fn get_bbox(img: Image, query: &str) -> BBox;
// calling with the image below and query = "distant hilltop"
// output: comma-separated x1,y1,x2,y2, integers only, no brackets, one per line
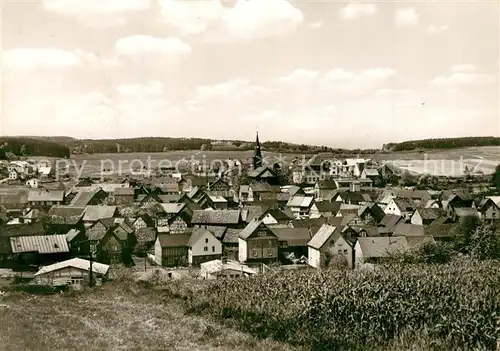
383,136,500,152
1,135,499,158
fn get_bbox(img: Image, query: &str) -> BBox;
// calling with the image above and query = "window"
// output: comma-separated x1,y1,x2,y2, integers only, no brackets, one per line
70,277,84,285
252,250,258,257
229,274,234,278
204,246,208,252
212,246,215,252
343,250,348,255
268,249,273,256
337,250,342,254
205,238,208,243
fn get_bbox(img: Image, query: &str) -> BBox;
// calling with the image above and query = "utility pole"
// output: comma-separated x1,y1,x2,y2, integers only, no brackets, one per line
89,245,93,288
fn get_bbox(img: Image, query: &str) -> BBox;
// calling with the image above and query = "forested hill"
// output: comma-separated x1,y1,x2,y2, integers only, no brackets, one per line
0,137,71,159
384,137,500,151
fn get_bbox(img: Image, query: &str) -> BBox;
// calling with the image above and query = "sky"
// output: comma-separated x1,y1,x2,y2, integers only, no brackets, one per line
1,0,499,148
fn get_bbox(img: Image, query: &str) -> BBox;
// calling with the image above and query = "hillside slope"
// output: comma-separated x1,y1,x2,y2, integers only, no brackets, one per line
0,283,292,351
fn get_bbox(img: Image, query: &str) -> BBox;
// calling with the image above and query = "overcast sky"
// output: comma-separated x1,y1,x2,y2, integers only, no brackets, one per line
2,0,499,148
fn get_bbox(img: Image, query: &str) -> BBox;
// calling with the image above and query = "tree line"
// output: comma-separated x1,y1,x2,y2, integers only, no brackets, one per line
385,136,500,151
0,137,70,159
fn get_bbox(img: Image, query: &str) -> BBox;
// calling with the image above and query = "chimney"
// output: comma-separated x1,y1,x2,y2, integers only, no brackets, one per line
308,226,313,238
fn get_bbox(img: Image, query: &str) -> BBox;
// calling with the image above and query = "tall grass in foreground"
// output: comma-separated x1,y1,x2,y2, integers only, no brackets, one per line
184,259,500,350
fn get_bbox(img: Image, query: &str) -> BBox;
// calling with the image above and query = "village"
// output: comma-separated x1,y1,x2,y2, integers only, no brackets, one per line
0,133,498,288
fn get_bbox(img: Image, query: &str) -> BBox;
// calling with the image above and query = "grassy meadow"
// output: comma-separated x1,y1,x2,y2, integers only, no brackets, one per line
0,282,294,351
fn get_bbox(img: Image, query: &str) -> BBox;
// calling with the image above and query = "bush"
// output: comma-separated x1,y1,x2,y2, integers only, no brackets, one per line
185,260,500,350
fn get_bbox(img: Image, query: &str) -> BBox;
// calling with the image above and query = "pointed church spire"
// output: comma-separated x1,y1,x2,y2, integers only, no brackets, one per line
253,131,263,169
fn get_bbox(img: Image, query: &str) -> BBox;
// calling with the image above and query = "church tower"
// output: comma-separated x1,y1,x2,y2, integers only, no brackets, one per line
252,132,263,169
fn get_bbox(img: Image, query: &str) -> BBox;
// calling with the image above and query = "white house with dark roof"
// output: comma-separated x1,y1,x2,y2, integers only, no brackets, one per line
187,227,222,265
286,195,318,219
307,224,354,268
384,198,416,219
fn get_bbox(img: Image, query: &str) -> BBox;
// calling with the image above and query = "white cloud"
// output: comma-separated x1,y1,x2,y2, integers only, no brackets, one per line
395,8,419,27
363,68,396,79
159,0,303,41
159,0,222,35
309,21,322,29
41,0,149,27
340,3,376,19
117,82,164,96
194,79,270,102
115,35,191,56
4,48,84,70
275,68,319,85
451,64,477,73
324,69,357,80
425,25,450,35
321,67,397,97
431,72,496,86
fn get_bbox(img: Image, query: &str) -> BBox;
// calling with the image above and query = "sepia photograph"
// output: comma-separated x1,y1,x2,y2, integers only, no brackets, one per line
0,0,499,350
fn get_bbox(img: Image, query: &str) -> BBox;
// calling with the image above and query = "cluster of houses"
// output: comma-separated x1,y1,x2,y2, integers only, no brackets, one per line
0,134,496,286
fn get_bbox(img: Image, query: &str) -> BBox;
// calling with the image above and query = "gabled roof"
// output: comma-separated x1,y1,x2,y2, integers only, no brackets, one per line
286,196,314,208
362,168,380,177
48,205,86,225
28,189,64,202
71,188,105,206
250,182,276,193
307,224,338,250
291,217,328,229
241,206,266,223
315,180,337,190
270,227,311,247
66,229,81,242
208,195,228,203
136,227,157,242
336,192,366,204
453,207,479,218
192,210,241,225
187,227,217,247
358,202,385,222
222,228,241,243
157,233,191,248
415,208,445,220
239,219,265,240
393,222,425,237
264,208,294,222
187,186,201,199
158,194,184,203
248,166,277,178
83,206,117,222
391,198,416,211
160,203,186,214
379,214,405,231
357,237,409,258
35,258,109,276
10,234,69,254
316,201,341,214
115,187,134,196
203,226,227,239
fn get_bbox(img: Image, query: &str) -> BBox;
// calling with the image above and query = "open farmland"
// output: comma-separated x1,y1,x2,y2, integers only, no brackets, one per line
42,146,500,178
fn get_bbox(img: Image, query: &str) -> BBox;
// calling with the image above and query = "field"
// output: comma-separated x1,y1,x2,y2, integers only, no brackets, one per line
36,146,500,178
0,282,293,351
184,259,500,350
